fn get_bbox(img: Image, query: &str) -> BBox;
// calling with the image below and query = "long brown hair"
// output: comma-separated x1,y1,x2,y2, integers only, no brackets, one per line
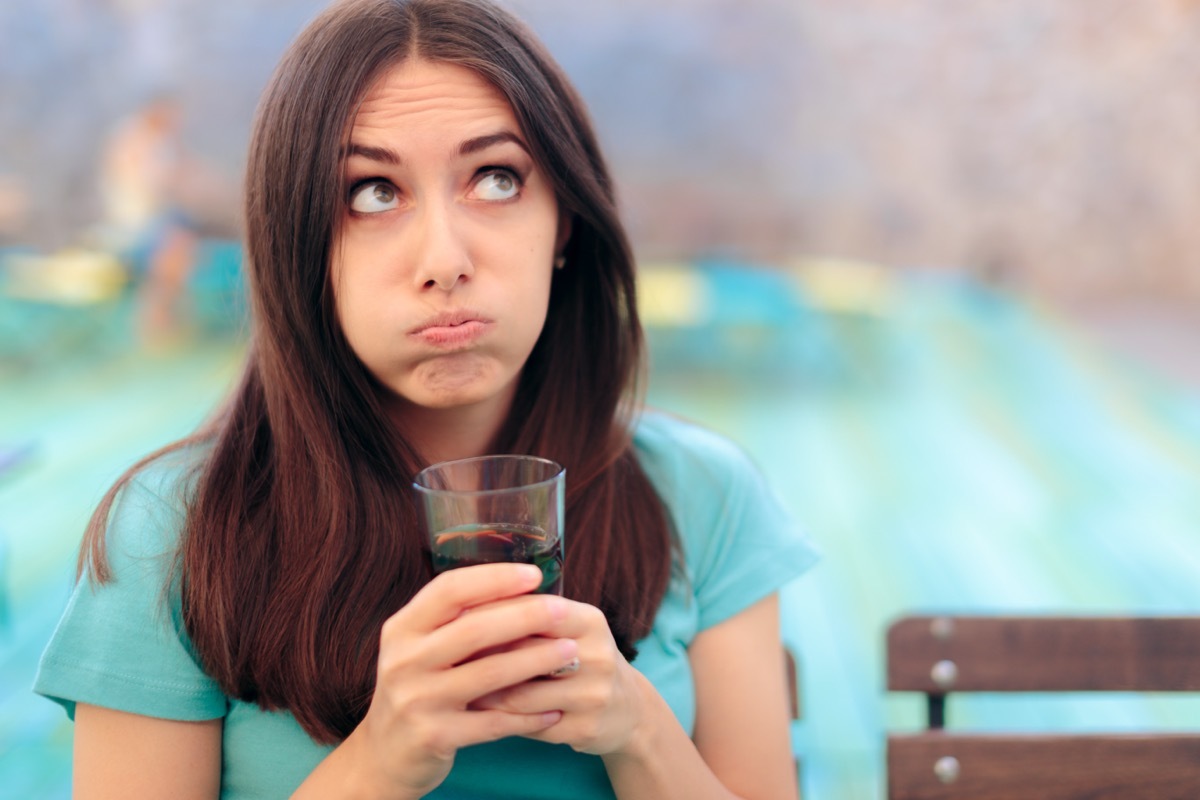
81,0,674,743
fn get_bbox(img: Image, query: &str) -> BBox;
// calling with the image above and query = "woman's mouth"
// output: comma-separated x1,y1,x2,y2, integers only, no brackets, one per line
409,312,492,347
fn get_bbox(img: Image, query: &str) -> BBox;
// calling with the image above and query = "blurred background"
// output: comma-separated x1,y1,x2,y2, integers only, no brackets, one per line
2,0,1199,798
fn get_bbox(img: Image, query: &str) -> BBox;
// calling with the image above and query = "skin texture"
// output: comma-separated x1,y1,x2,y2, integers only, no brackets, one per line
330,59,568,464
72,59,800,800
73,705,221,800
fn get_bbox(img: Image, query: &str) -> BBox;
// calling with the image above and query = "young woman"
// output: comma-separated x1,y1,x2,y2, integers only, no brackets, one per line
36,1,818,797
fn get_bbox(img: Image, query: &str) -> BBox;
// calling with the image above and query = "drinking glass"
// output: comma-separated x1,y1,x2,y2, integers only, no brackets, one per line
413,455,565,595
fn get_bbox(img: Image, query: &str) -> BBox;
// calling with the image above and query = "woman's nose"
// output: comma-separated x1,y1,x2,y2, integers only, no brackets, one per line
410,201,474,291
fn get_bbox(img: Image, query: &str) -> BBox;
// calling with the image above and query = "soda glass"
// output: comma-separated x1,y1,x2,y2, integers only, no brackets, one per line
413,455,565,595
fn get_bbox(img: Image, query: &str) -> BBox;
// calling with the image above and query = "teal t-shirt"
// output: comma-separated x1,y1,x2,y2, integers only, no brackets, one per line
35,411,819,798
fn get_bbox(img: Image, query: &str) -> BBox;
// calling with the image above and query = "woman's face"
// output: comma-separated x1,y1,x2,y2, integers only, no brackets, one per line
331,58,566,425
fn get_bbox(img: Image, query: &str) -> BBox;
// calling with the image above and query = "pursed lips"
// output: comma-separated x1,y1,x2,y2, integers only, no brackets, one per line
409,311,493,348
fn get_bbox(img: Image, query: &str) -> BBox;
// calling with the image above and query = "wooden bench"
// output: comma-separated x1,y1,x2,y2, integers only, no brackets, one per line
885,615,1200,799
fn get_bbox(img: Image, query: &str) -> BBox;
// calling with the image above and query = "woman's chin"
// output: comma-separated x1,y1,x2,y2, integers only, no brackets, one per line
391,366,518,415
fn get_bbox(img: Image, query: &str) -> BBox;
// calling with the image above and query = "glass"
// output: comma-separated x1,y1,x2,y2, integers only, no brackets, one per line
413,455,565,595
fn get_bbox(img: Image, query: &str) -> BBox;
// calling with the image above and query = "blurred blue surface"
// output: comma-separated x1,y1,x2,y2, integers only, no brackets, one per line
2,251,1200,799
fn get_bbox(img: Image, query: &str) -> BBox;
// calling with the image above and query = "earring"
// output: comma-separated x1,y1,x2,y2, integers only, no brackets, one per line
554,255,566,270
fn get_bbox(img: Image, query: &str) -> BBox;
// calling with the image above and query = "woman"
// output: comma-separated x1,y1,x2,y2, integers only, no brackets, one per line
36,0,818,797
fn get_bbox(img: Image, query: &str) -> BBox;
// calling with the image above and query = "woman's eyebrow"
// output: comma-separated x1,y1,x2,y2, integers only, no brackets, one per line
342,142,402,165
341,132,528,165
457,131,529,158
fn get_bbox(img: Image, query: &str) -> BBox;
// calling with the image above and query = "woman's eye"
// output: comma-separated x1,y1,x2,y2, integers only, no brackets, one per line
472,170,520,201
348,181,399,213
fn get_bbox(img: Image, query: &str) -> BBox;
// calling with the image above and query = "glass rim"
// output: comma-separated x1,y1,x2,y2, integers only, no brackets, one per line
412,454,565,497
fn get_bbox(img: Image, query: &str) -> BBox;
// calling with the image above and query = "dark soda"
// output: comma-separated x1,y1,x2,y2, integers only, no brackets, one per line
430,523,563,595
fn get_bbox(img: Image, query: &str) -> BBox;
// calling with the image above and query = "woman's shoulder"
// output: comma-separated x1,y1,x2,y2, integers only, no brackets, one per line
125,440,212,500
631,409,762,497
630,410,818,609
102,440,214,562
118,441,211,510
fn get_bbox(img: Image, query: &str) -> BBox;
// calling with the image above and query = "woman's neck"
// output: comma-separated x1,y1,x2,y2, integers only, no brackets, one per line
389,386,516,466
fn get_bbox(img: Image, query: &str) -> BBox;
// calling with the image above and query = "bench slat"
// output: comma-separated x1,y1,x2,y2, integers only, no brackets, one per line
887,616,1200,692
888,732,1200,800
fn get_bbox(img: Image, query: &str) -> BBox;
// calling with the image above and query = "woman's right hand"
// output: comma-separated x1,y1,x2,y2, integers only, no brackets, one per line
337,562,579,799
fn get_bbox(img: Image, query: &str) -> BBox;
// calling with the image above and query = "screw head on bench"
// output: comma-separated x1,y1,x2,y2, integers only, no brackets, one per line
934,756,960,784
931,659,958,688
930,616,955,640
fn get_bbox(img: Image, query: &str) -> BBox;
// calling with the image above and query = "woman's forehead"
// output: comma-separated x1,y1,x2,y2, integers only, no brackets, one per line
351,58,517,135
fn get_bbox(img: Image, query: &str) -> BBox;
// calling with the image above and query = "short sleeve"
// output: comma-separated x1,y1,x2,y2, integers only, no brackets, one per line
34,459,227,721
686,439,818,630
634,412,820,632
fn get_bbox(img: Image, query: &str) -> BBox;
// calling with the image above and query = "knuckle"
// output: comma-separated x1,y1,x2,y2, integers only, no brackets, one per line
380,683,418,716
581,604,607,626
540,596,564,625
575,719,602,748
582,652,615,682
375,651,402,680
593,650,616,671
377,642,418,678
585,682,614,710
380,613,404,639
411,719,451,757
430,570,468,603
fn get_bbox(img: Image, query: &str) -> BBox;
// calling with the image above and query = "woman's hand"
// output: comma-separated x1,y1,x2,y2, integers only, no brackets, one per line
470,599,650,757
332,563,581,799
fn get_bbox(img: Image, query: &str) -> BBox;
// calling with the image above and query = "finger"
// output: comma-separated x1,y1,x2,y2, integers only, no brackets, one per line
462,631,556,662
519,598,610,642
449,636,579,704
422,595,569,669
548,657,581,678
399,563,544,633
470,676,571,715
449,709,563,750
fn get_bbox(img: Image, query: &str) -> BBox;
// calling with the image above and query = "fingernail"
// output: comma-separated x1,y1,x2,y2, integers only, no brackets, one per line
557,638,578,660
540,710,563,725
518,564,543,584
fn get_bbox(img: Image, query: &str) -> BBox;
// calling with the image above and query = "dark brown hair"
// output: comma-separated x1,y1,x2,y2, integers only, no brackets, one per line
81,0,674,743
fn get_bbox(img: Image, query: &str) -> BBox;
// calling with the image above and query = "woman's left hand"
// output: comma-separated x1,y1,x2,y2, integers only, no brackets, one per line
468,600,648,756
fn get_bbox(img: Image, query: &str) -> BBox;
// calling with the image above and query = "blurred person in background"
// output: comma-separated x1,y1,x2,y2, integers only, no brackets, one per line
0,173,28,245
34,0,817,797
96,93,199,342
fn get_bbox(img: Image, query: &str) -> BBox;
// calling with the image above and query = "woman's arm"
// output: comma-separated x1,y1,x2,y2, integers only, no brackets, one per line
600,593,797,800
476,593,798,799
72,564,575,800
292,563,576,799
74,703,222,800
688,594,799,798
